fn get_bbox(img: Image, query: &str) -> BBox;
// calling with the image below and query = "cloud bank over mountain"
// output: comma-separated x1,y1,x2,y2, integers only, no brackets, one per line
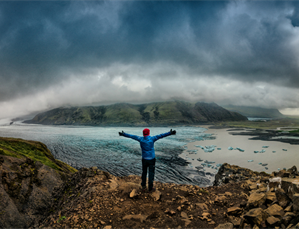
1,1,299,118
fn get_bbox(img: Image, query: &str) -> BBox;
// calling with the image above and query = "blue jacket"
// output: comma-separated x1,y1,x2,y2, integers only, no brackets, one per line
122,131,172,160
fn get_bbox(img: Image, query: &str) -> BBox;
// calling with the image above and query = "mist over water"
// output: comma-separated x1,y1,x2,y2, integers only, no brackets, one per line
0,122,214,186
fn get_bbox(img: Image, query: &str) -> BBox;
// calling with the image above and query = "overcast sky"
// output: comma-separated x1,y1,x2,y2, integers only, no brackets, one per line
1,0,299,119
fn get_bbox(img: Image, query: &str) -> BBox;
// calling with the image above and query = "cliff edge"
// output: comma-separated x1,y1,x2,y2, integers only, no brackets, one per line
0,137,76,228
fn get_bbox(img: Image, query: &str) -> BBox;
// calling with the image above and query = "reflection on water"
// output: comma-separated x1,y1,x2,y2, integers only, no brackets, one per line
0,122,213,186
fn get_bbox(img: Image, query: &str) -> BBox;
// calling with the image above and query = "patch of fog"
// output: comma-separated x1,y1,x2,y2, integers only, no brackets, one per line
0,118,13,126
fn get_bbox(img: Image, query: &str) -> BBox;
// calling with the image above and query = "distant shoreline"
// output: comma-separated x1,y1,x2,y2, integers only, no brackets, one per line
227,128,299,145
181,126,299,174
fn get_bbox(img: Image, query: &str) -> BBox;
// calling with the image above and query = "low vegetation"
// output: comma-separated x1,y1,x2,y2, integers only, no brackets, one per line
0,137,77,173
213,117,299,130
24,101,247,126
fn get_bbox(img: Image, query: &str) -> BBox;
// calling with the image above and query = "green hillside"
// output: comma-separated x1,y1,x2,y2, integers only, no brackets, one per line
223,105,285,118
0,137,77,173
25,101,247,126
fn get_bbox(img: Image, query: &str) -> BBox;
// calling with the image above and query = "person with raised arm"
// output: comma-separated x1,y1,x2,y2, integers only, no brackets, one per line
119,128,176,192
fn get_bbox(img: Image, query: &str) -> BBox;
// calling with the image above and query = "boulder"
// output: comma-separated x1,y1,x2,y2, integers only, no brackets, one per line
287,166,297,175
282,212,296,225
229,216,241,227
281,177,299,199
266,216,280,227
225,192,233,197
123,214,148,223
215,222,234,229
266,192,276,204
292,194,299,212
285,204,293,212
164,208,176,215
276,188,291,208
215,194,226,203
129,189,138,198
181,211,191,226
247,192,266,208
196,203,208,211
243,208,268,226
243,223,251,229
151,190,161,201
277,170,291,178
227,206,242,216
265,204,284,218
103,226,112,229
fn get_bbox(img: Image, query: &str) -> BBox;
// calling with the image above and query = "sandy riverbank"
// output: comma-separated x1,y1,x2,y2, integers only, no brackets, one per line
180,126,299,174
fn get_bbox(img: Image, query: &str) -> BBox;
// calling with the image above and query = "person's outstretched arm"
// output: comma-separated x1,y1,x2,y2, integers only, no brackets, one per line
152,129,176,142
119,131,142,142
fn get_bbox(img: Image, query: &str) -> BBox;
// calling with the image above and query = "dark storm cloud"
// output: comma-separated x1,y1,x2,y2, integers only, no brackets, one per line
1,1,299,109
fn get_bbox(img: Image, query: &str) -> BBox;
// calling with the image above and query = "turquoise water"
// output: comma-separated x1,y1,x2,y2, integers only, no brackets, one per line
0,122,214,186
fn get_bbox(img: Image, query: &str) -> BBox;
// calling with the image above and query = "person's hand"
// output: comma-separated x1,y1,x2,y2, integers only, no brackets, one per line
170,129,176,135
119,131,124,136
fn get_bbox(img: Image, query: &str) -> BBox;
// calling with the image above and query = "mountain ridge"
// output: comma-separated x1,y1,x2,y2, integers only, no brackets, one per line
24,101,247,126
223,105,285,118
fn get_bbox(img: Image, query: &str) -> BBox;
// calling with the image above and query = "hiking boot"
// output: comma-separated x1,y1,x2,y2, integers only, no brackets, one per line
141,186,147,192
148,187,156,193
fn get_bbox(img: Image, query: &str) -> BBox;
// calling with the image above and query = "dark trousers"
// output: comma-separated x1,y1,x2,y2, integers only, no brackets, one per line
141,158,156,190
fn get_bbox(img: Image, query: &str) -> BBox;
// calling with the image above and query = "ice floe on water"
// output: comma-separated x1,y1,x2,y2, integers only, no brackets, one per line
227,146,244,152
194,144,217,153
187,149,198,154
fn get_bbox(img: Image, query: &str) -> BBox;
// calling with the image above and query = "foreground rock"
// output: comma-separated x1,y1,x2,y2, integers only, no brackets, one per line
213,163,299,228
0,156,72,228
37,167,249,228
0,137,76,228
32,163,299,228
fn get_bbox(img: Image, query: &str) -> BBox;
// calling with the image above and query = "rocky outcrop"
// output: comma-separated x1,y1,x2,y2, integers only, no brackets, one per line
36,167,250,228
213,163,299,228
33,163,299,229
0,155,72,228
0,137,76,228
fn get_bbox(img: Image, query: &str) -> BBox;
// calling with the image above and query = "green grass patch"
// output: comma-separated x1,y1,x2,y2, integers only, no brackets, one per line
0,137,77,173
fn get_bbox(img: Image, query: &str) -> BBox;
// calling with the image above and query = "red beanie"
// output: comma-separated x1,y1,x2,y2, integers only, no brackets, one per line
143,128,150,137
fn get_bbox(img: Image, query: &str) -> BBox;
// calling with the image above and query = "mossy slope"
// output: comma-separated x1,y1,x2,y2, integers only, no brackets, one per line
0,137,77,173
